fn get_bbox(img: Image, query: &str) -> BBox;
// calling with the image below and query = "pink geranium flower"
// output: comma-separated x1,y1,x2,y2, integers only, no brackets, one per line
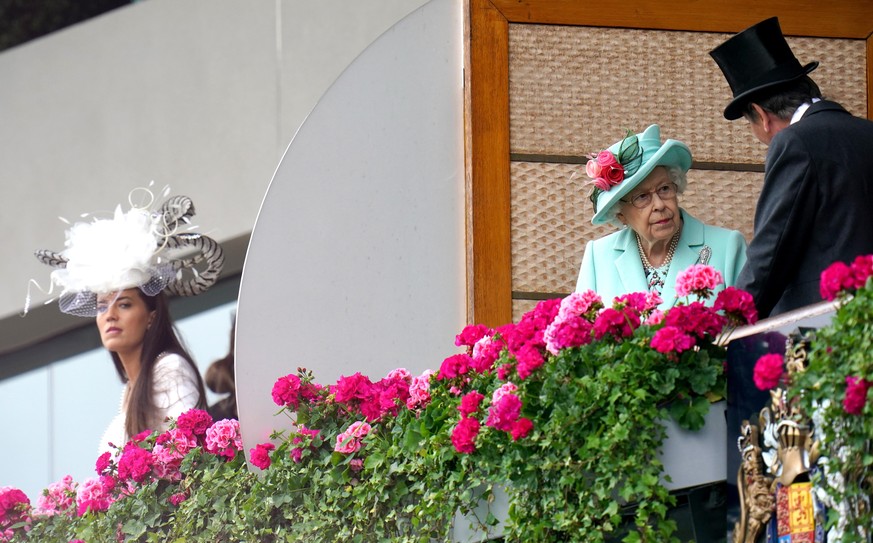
849,254,873,289
675,264,724,299
664,302,726,339
175,409,213,438
502,298,561,353
471,335,503,373
116,442,155,483
644,291,663,312
95,452,113,475
592,307,638,340
544,314,594,355
205,419,244,460
385,368,412,382
650,326,695,355
511,418,534,441
155,428,198,461
334,421,372,454
150,451,183,482
843,376,871,415
557,290,603,321
436,353,472,380
486,393,522,432
168,491,188,507
458,391,485,417
514,343,546,380
753,354,785,391
331,372,390,421
820,261,854,300
614,292,647,313
374,374,411,419
332,373,376,404
249,442,276,470
272,374,303,408
333,433,361,456
455,324,493,348
714,286,758,326
451,417,480,454
152,428,199,482
75,477,114,516
491,382,518,403
644,309,665,326
33,475,76,518
0,486,30,535
406,369,434,410
496,363,514,381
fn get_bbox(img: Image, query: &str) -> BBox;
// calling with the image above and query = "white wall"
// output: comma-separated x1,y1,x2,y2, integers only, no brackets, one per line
0,0,428,324
0,0,432,502
235,0,465,457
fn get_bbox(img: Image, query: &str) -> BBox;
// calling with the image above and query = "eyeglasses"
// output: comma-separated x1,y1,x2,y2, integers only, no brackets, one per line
621,183,677,209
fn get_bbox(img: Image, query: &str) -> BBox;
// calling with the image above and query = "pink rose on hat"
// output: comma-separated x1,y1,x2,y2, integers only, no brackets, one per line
585,150,625,190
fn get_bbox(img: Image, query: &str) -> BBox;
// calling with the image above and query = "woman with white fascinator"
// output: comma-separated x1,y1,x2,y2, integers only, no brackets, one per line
32,186,225,454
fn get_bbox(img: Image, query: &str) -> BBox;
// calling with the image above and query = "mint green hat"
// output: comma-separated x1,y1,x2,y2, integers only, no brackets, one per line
590,124,692,225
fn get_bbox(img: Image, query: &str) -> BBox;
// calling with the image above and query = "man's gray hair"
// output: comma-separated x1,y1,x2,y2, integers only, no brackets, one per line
740,76,822,122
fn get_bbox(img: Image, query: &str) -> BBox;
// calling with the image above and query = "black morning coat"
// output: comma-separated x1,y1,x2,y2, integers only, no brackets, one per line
736,100,873,318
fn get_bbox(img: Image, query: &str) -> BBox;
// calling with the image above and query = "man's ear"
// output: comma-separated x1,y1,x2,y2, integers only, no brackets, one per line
751,103,771,132
751,102,788,137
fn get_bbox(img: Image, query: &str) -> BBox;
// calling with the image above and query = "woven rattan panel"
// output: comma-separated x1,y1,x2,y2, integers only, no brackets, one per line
511,161,762,295
512,299,540,324
508,25,867,163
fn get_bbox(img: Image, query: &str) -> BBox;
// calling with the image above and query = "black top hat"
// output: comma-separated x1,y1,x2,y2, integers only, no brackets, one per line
710,17,818,120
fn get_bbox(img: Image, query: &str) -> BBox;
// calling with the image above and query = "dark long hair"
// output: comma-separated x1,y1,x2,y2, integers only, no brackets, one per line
109,290,207,437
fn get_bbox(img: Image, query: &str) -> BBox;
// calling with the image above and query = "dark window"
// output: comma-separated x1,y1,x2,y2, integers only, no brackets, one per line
0,0,134,53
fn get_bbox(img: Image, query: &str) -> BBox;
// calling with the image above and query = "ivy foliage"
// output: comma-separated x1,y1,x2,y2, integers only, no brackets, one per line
789,278,873,542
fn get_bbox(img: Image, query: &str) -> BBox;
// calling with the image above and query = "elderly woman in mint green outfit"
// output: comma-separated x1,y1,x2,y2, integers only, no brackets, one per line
575,124,747,308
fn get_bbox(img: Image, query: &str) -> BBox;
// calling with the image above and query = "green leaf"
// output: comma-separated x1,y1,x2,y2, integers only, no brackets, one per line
364,452,385,470
669,396,709,431
688,359,718,395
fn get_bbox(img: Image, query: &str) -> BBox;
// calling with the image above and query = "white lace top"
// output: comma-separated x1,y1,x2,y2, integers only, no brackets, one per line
98,353,201,456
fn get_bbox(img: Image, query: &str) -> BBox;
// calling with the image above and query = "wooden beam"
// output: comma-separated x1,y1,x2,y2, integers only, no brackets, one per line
487,0,873,38
466,0,512,327
868,35,873,120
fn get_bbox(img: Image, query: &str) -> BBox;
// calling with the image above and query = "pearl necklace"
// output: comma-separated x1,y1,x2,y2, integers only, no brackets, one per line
636,231,680,292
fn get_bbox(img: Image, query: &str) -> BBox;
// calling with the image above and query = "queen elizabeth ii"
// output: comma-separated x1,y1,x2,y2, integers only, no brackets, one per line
575,124,747,307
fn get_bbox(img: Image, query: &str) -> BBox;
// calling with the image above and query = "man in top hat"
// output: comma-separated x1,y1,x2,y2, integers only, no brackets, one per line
710,17,873,318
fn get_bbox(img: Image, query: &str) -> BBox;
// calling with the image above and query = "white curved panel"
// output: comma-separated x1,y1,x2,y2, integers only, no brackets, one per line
236,0,464,454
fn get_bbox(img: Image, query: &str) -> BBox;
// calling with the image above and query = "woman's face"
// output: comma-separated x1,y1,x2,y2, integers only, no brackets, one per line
616,166,682,246
95,288,154,356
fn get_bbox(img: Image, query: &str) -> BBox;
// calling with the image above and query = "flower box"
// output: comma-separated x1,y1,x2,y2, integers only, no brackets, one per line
660,400,726,490
452,400,727,542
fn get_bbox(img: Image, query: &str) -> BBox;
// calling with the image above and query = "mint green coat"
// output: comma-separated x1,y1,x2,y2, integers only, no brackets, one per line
575,210,747,309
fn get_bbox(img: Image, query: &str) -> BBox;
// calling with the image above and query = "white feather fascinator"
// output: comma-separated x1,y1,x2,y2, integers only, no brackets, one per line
29,186,224,317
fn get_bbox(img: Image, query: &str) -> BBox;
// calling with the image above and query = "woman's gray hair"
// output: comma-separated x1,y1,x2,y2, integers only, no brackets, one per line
603,165,688,227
